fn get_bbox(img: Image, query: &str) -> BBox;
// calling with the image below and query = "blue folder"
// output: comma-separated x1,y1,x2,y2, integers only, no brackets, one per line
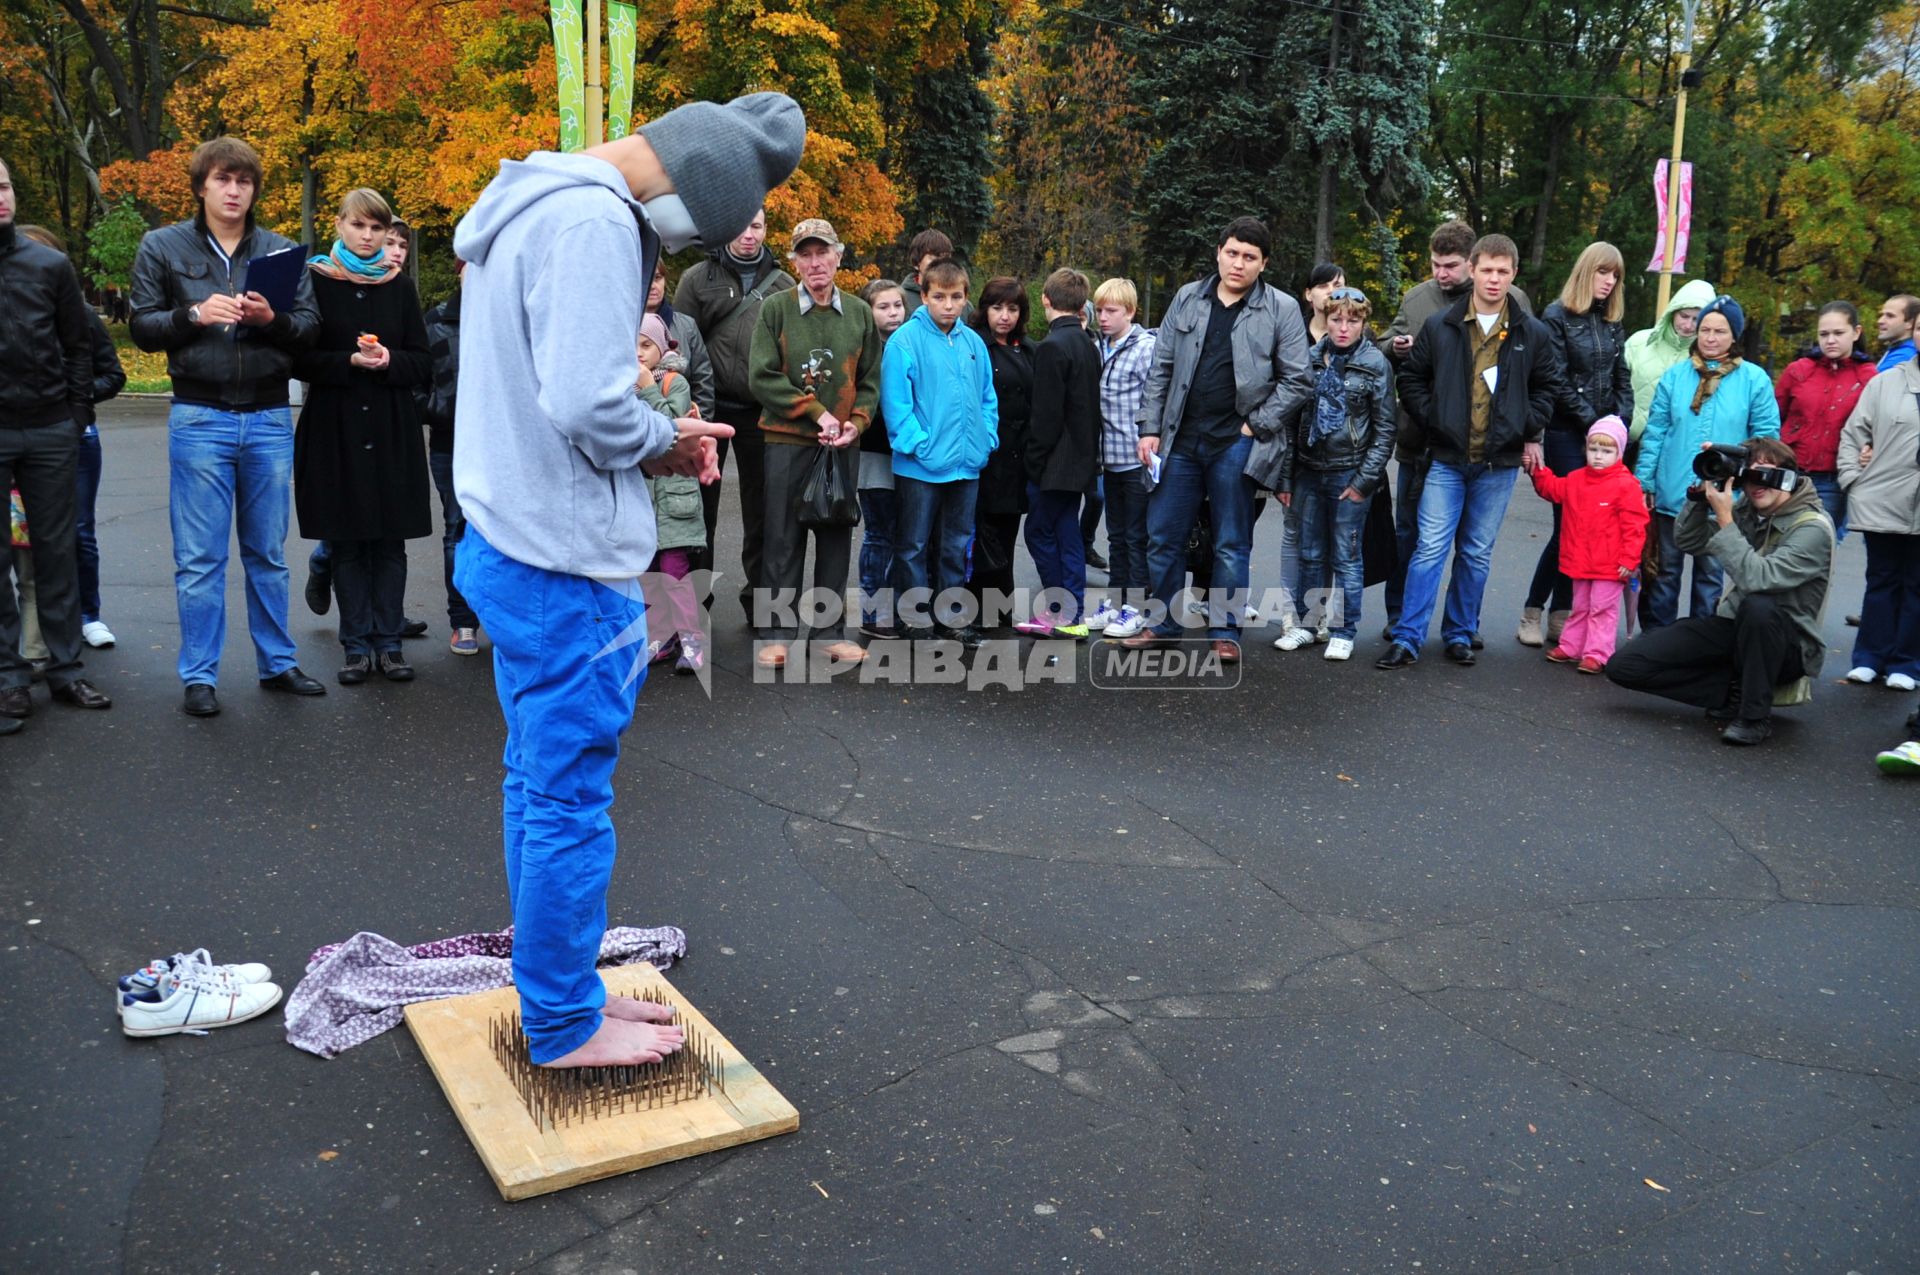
241,245,306,314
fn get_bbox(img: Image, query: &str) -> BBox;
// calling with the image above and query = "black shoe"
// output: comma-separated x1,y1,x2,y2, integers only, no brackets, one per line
1705,702,1739,725
51,679,112,709
1721,718,1772,746
183,683,220,716
1375,643,1417,670
400,619,428,639
377,651,415,682
1470,634,1486,651
1846,614,1861,627
304,565,332,616
338,656,372,686
0,686,29,719
260,667,327,696
0,715,20,736
1381,624,1397,643
1444,642,1476,666
859,620,903,640
939,624,988,649
28,659,48,683
1085,549,1109,572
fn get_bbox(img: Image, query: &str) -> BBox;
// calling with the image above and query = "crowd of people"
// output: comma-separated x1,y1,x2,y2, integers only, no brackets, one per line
3,138,1919,765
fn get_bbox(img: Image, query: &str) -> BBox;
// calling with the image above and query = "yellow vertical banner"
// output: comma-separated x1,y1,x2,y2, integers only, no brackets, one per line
606,1,637,141
550,0,586,151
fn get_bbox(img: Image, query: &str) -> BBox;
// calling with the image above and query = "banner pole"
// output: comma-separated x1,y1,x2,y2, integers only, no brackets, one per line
1655,0,1698,315
586,0,604,147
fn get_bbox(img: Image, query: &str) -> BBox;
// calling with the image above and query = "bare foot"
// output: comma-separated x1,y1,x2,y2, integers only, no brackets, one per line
602,997,676,1024
539,1014,685,1068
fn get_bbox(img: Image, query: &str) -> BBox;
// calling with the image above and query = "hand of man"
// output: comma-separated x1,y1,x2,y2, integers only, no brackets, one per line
238,291,277,327
1701,476,1737,526
193,293,245,327
1137,435,1160,468
1340,486,1367,503
823,420,859,449
1522,441,1544,474
1391,333,1413,355
642,418,734,482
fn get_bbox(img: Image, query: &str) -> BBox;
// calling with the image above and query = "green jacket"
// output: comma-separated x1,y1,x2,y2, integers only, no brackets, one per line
640,363,706,552
1675,475,1835,677
1624,279,1718,439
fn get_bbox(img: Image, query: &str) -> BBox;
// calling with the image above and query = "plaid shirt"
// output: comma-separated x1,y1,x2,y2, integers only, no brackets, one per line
1099,324,1156,470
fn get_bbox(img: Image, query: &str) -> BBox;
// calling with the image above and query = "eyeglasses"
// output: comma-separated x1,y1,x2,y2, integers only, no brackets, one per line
1327,287,1370,304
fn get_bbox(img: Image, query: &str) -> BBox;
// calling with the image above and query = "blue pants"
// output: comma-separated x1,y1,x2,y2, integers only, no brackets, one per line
1808,472,1848,542
893,476,977,629
454,528,646,1063
1390,460,1519,655
1145,434,1256,639
1641,512,1722,630
1294,469,1370,641
1024,484,1086,623
857,487,899,626
1853,531,1920,678
76,426,103,623
167,403,298,686
1384,453,1430,621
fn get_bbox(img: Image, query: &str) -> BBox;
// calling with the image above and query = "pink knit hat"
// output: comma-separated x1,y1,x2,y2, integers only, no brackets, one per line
638,313,672,353
1587,415,1628,453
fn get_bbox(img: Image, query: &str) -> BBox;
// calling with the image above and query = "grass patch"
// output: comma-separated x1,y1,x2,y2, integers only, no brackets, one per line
113,328,170,394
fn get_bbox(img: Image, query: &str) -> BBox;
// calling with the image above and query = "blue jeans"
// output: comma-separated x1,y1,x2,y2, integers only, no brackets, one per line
428,448,478,629
1384,453,1430,621
1294,470,1370,640
454,528,645,1064
167,403,298,686
1145,434,1256,639
1852,531,1920,677
895,476,978,629
1103,467,1151,600
1809,472,1848,542
1390,461,1519,655
76,426,103,623
1024,484,1086,623
857,487,899,626
1641,512,1722,630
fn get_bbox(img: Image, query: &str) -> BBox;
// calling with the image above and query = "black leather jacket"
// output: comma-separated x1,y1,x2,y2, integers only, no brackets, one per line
0,224,96,428
129,217,319,408
414,288,460,452
1541,300,1630,434
1272,335,1398,495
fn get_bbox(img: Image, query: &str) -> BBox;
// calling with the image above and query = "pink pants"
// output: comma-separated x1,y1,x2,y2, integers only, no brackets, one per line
642,548,702,645
1559,578,1626,664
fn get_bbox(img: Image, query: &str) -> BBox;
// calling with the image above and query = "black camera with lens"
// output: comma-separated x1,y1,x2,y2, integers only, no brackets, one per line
1688,442,1797,499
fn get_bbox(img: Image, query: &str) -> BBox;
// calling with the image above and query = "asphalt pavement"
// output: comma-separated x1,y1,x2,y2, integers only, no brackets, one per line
2,398,1915,1274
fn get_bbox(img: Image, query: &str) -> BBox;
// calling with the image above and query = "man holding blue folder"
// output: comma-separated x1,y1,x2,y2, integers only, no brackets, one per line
131,136,328,717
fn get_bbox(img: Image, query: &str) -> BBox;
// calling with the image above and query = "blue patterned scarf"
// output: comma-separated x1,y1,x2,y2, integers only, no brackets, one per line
1308,340,1359,448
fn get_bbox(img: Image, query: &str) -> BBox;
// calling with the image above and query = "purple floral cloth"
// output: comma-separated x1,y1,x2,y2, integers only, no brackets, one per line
285,925,686,1058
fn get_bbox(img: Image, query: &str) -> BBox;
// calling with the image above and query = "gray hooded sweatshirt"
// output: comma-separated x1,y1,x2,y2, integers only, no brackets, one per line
452,153,674,577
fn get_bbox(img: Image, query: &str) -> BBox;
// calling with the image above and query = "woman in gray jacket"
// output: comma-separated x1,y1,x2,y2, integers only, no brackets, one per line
1837,357,1920,690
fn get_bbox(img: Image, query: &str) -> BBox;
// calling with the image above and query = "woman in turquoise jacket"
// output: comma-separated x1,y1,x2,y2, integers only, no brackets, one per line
1633,295,1780,629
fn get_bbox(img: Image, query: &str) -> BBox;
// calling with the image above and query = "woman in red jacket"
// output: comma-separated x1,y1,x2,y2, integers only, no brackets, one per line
1776,300,1876,540
1529,416,1649,673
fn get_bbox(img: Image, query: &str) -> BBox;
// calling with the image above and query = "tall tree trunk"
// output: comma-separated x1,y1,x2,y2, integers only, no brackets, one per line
1528,122,1564,276
54,0,150,158
1312,11,1344,264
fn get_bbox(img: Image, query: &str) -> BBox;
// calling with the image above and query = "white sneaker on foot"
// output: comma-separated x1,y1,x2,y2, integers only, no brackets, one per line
81,620,116,648
1085,600,1121,631
1888,673,1918,692
1323,637,1354,661
121,965,283,1037
1846,666,1879,684
1103,605,1149,638
1272,626,1316,651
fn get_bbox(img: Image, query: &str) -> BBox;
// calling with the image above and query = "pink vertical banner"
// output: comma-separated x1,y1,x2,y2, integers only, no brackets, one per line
1647,159,1693,273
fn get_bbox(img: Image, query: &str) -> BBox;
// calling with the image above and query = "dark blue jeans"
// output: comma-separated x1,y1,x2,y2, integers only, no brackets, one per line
76,425,103,622
1384,453,1430,621
894,475,978,629
1025,484,1087,623
1390,461,1519,655
1294,469,1370,640
1103,467,1151,600
429,448,479,630
857,486,899,626
1853,531,1920,677
1145,433,1256,639
1809,472,1848,542
1641,512,1722,630
332,538,407,657
1524,429,1588,611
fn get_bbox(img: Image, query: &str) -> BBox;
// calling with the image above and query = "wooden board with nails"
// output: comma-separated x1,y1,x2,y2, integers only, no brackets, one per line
404,965,799,1200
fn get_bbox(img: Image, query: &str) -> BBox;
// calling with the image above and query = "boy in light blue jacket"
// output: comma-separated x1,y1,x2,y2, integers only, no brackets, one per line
882,259,998,643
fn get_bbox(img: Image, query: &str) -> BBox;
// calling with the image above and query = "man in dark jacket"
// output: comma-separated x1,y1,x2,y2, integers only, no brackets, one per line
130,136,326,716
0,157,114,719
415,272,480,655
673,207,795,610
1126,216,1313,657
1378,233,1559,670
1018,268,1102,634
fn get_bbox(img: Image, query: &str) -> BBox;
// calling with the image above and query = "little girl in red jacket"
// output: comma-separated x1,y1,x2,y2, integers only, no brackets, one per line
1530,416,1649,672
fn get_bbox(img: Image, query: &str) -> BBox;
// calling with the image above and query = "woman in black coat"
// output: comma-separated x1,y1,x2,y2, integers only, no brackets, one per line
1520,241,1632,648
967,277,1033,626
293,189,432,684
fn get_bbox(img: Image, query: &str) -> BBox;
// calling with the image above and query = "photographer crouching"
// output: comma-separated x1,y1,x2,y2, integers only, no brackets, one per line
1608,437,1835,745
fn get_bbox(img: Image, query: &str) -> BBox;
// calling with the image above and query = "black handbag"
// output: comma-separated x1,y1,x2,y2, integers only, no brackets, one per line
1361,476,1398,587
795,446,861,529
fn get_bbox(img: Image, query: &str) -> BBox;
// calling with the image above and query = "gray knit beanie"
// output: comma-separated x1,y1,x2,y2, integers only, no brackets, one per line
640,93,806,249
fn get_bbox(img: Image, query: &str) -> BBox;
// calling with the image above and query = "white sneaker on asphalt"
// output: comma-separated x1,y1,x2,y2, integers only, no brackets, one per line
1888,673,1918,692
1085,600,1122,632
1846,666,1879,684
81,620,116,648
1323,638,1354,661
118,947,273,1002
1272,626,1316,651
121,965,283,1037
1103,605,1149,638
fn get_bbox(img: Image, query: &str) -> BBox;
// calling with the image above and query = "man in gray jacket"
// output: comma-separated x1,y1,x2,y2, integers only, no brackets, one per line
1608,438,1834,746
451,94,800,1069
1125,217,1312,657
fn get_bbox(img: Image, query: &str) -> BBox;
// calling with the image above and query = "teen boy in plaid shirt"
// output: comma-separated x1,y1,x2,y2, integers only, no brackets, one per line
1087,278,1156,637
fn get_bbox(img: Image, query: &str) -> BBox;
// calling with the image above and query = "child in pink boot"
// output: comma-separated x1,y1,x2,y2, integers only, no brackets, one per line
1530,416,1649,673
